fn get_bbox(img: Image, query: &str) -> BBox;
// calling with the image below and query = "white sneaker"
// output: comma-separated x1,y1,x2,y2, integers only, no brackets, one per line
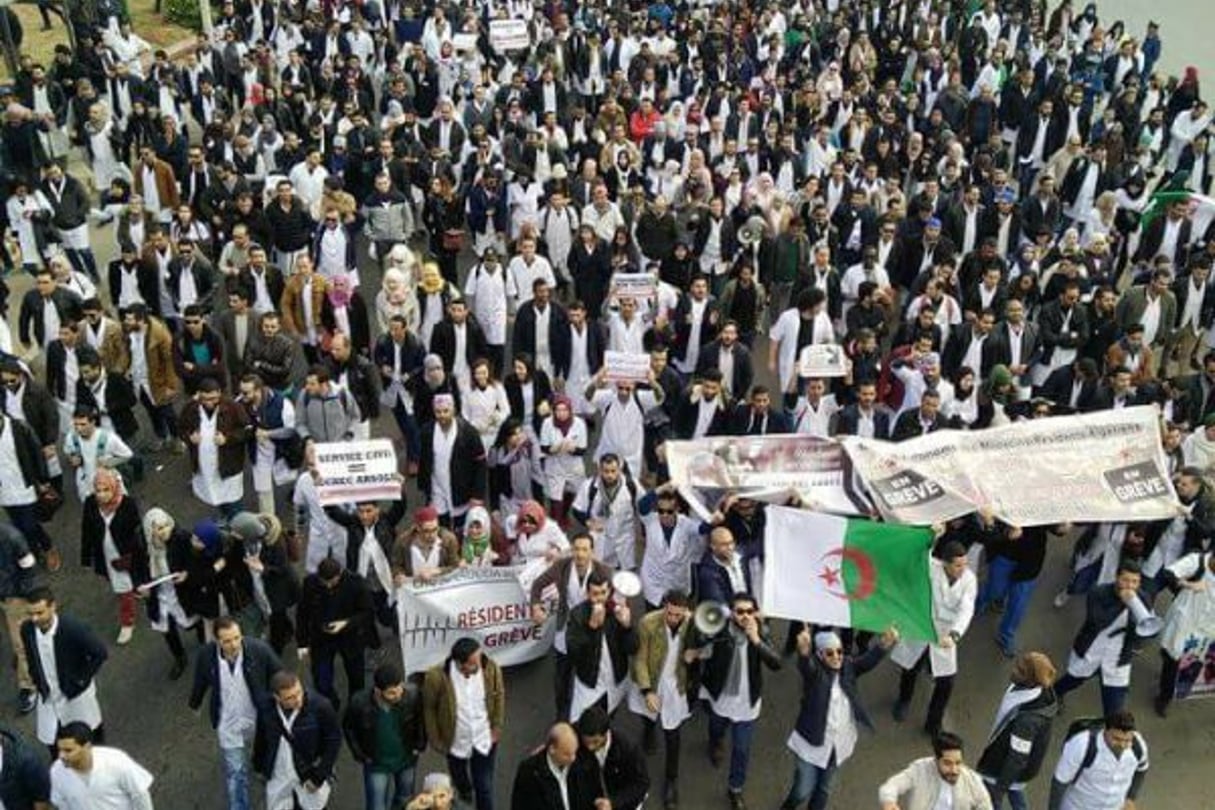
1053,590,1071,608
116,626,134,645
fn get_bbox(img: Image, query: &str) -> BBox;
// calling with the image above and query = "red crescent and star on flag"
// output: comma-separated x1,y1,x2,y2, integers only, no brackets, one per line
818,548,878,600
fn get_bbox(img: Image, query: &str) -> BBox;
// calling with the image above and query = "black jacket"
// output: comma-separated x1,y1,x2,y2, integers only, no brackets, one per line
296,570,378,651
1071,584,1146,666
574,730,650,810
792,644,885,746
976,685,1059,803
514,300,569,363
552,321,606,382
20,612,107,701
566,601,640,688
418,417,488,513
188,638,283,729
324,499,407,572
696,341,754,399
253,689,342,786
0,726,50,809
80,494,148,583
689,621,781,706
18,288,82,347
342,682,426,766
430,318,489,378
323,352,382,423
511,748,601,810
832,404,892,439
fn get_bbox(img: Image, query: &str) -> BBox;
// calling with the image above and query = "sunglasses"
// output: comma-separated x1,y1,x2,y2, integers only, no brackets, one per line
657,508,677,516
734,608,756,616
821,648,844,657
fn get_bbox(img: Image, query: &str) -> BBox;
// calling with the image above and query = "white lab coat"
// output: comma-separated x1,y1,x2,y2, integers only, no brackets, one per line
890,559,977,677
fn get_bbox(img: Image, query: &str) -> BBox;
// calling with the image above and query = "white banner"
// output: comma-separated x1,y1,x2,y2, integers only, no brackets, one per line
843,406,1180,526
396,566,555,674
610,272,656,302
603,351,651,384
798,344,848,378
489,19,531,53
665,435,871,521
314,439,401,506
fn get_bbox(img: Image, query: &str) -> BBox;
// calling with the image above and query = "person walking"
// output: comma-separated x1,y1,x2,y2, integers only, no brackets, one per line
344,661,426,810
297,557,377,711
254,670,342,810
50,722,153,810
0,522,39,714
1047,711,1149,810
878,732,993,810
79,468,147,646
509,722,599,810
188,616,282,810
976,652,1061,810
421,637,505,810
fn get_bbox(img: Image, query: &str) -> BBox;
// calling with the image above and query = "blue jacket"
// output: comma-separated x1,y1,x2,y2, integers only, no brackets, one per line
695,550,753,606
188,638,282,730
792,644,886,746
0,726,50,809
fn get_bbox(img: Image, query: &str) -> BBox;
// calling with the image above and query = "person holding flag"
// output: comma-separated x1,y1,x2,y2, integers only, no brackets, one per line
777,624,899,810
890,540,978,738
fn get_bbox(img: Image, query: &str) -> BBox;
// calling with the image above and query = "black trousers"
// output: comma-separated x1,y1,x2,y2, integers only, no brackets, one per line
644,717,682,782
897,649,955,735
1158,649,1180,704
554,651,573,720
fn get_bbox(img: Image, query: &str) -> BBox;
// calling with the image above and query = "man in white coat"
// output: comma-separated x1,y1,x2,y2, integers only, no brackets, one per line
584,368,665,480
890,541,977,738
636,484,704,610
768,289,834,409
51,722,154,810
462,248,508,372
571,455,644,571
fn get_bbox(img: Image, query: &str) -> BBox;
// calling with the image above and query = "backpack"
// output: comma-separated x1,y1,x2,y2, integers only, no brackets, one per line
1063,718,1146,785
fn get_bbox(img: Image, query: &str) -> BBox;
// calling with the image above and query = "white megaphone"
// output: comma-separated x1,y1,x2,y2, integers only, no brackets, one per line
1128,594,1163,637
611,571,641,605
693,601,729,637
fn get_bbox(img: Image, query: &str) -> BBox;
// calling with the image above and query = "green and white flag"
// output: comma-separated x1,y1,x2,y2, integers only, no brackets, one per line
763,507,937,642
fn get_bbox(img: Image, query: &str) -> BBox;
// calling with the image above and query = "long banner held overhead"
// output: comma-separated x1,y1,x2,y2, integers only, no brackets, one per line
667,407,1179,527
396,566,555,674
665,435,872,521
842,405,1179,526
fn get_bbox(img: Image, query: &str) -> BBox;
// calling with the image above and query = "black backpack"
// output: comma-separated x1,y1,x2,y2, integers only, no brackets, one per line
1063,718,1146,784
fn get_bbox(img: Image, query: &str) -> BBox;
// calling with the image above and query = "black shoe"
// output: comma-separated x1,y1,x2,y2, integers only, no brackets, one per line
1154,696,1170,718
892,700,909,722
727,789,747,810
17,689,36,714
169,655,187,681
663,779,678,808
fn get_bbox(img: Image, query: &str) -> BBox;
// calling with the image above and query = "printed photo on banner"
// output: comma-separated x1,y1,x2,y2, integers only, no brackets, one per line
609,272,656,303
489,19,531,53
396,566,554,674
1173,632,1215,700
602,351,652,384
313,439,402,506
798,344,849,378
665,435,871,521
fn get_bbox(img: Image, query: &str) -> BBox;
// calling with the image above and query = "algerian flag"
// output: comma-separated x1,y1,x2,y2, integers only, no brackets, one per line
1140,171,1215,229
762,507,937,642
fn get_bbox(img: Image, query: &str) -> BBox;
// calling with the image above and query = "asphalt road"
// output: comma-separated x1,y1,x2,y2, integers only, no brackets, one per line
1,9,1214,802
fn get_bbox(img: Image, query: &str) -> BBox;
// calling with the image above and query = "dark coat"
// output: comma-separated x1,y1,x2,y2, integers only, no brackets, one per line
727,404,793,436
296,570,378,651
513,301,569,364
18,288,81,347
253,689,342,786
891,409,947,441
80,495,148,583
976,685,1059,802
0,725,51,809
1071,584,1146,666
430,318,489,378
323,352,382,423
173,326,228,394
552,321,606,382
673,394,731,440
505,371,554,434
188,638,283,729
574,730,650,810
565,600,640,689
689,620,781,706
697,341,754,399
1037,300,1090,364
418,417,487,513
511,748,601,810
342,682,426,767
792,645,885,746
694,551,754,607
178,400,251,480
832,404,892,439
324,499,407,573
20,612,108,701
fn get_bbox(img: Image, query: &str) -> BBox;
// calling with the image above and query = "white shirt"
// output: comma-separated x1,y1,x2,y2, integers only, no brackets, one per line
547,754,572,810
449,661,493,758
1053,731,1148,810
786,671,859,767
217,650,258,749
430,422,458,515
1140,293,1163,346
701,632,760,722
50,747,154,810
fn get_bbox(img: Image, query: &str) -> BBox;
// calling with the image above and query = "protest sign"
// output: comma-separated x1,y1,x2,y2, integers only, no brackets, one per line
603,351,651,384
313,439,401,506
610,272,656,302
798,344,849,377
665,435,871,521
396,566,555,674
843,406,1179,526
489,19,530,53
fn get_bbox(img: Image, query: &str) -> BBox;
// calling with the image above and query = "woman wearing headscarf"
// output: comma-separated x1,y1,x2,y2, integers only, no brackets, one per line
463,358,511,453
461,504,501,567
506,499,570,564
489,418,533,518
138,508,201,679
414,261,461,348
228,511,300,654
376,257,420,334
80,468,147,645
539,394,588,527
320,273,372,354
976,652,1060,809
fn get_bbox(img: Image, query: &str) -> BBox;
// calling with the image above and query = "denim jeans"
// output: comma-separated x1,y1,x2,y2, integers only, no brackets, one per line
5,502,52,554
448,746,495,810
220,745,251,810
984,779,1030,810
783,752,837,810
976,556,1038,650
708,712,756,793
364,764,415,810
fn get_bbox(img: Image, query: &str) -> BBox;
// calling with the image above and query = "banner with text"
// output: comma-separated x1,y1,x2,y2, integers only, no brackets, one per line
603,351,652,384
798,344,849,378
842,406,1179,526
489,19,531,52
396,566,555,674
610,273,657,302
314,439,401,506
665,435,872,521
